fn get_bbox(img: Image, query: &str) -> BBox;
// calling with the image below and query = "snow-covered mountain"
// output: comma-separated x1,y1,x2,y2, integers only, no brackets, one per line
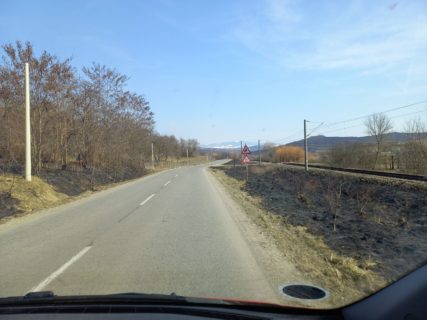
200,141,258,150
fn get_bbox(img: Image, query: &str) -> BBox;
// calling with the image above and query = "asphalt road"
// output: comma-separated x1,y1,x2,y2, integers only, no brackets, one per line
0,161,281,303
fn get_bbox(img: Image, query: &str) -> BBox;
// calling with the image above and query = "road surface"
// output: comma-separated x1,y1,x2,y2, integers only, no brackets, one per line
0,161,284,303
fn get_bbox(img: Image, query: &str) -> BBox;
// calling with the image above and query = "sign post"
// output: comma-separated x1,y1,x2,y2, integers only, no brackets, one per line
241,144,252,181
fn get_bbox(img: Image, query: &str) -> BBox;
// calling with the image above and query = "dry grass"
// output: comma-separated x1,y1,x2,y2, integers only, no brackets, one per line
210,167,386,307
0,175,67,221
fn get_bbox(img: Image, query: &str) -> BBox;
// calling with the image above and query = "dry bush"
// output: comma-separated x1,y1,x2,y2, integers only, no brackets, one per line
274,146,304,163
354,188,375,216
324,181,345,232
322,142,376,169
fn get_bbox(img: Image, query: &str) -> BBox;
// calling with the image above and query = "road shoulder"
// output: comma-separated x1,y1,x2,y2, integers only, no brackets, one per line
205,167,308,307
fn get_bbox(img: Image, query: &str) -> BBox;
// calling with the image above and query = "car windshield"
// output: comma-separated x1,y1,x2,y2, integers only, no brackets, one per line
1,0,426,310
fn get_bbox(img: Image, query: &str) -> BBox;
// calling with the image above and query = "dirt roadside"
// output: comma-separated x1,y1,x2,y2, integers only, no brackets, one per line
205,168,310,308
210,164,427,308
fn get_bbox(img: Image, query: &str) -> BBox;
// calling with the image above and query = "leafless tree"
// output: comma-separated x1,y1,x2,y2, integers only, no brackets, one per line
179,138,199,158
0,41,199,183
322,142,376,169
325,181,345,232
0,41,75,173
364,113,393,169
400,118,427,174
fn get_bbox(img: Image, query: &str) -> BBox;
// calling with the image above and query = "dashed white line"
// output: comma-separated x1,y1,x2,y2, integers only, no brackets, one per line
29,246,92,293
164,180,171,187
174,174,179,178
140,194,156,206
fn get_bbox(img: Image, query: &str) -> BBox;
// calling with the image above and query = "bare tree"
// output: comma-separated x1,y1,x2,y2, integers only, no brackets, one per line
0,41,198,183
322,142,375,169
364,113,393,169
325,181,345,232
401,118,427,174
178,138,199,158
404,118,426,142
0,41,75,173
262,143,276,162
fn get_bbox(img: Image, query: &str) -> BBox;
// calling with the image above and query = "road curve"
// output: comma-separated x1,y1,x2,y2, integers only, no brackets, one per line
0,161,280,303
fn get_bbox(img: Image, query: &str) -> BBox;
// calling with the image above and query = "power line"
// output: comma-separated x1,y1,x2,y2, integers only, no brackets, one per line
271,128,302,144
316,123,366,135
315,108,427,136
389,108,427,121
307,122,325,137
268,99,427,146
319,99,427,130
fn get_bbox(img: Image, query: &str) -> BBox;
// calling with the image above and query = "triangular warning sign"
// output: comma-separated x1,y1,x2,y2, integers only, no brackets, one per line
242,144,251,154
242,154,251,164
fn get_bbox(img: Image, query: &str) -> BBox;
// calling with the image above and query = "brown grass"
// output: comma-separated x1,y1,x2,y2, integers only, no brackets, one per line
0,174,66,221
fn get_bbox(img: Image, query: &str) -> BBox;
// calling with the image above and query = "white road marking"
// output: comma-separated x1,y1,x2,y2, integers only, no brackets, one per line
174,174,178,178
140,194,155,206
29,246,92,293
164,180,171,187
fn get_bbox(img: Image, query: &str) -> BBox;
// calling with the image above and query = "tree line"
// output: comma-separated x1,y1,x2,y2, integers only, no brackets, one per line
322,114,427,174
0,41,198,179
253,113,427,174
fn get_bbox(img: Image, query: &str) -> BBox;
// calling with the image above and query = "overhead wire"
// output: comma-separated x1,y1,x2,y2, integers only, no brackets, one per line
318,99,427,130
271,128,302,144
307,122,325,137
314,107,427,136
265,99,427,146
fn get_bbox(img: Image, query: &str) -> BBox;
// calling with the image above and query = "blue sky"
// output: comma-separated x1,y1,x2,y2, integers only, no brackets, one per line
1,0,427,144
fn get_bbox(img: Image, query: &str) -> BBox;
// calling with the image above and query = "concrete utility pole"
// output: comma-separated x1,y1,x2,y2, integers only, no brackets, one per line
304,119,308,172
151,142,155,168
186,148,189,166
258,139,261,165
25,63,32,182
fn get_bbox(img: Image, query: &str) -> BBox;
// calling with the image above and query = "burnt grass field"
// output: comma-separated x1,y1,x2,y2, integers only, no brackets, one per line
215,164,427,282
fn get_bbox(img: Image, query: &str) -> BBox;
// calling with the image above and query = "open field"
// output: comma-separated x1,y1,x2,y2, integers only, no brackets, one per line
210,163,427,306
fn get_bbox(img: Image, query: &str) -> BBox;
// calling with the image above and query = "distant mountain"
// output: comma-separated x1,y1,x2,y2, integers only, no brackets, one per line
200,141,258,150
200,132,426,154
286,132,425,153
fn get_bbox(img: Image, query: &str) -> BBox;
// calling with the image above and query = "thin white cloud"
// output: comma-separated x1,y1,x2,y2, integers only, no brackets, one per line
231,1,427,74
296,18,427,71
264,0,301,24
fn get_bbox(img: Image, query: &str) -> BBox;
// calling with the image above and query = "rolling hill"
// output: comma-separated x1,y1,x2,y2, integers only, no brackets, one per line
286,132,425,153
